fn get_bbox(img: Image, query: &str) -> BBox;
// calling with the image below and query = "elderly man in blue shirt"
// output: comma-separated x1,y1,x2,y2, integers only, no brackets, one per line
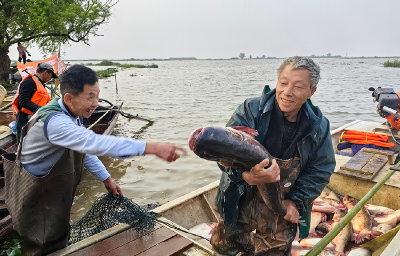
5,65,185,256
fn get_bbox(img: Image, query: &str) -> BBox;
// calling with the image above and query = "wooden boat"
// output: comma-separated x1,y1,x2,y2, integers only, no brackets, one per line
51,119,400,256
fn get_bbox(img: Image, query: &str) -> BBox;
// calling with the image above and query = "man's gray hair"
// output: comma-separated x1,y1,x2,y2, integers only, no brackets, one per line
277,56,320,89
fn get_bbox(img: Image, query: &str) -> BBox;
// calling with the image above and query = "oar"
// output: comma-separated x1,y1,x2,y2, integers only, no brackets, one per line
305,162,400,256
97,107,152,123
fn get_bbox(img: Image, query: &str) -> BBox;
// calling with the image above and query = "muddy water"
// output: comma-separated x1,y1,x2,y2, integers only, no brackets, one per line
70,58,400,222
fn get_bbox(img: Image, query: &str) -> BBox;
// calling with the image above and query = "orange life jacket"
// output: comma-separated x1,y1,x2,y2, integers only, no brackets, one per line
339,130,395,148
12,75,51,115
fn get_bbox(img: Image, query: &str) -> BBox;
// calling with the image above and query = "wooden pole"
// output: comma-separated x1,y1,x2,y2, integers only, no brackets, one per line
305,161,400,256
52,43,62,99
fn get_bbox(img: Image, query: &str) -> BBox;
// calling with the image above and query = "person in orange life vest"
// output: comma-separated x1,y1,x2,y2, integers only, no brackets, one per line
13,62,57,143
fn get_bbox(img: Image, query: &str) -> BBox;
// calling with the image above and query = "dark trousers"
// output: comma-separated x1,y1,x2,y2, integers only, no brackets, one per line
18,54,27,64
211,186,296,256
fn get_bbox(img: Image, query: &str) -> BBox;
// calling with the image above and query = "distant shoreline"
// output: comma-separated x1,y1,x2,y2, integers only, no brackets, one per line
64,56,400,62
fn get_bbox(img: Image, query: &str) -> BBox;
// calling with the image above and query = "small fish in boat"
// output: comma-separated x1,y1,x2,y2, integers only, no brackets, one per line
373,224,393,234
312,197,346,213
346,248,372,256
365,204,394,215
188,126,286,216
309,211,327,234
291,249,335,256
319,250,337,256
188,222,217,240
319,187,341,201
343,196,381,244
330,212,353,256
374,214,398,228
315,221,332,234
292,237,335,250
392,209,400,222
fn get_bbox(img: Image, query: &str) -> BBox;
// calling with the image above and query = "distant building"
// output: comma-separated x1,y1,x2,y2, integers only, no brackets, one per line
231,57,239,59
169,57,197,60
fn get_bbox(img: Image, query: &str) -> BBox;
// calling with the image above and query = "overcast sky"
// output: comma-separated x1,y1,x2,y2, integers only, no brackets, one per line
9,0,400,60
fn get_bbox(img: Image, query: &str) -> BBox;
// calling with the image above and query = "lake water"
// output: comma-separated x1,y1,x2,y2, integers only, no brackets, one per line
70,58,400,222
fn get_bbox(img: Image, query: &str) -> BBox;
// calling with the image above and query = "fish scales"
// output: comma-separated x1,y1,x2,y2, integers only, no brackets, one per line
331,212,353,256
188,126,287,216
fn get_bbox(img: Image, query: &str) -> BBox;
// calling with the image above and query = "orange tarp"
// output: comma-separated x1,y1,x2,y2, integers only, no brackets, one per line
339,130,395,148
17,54,66,79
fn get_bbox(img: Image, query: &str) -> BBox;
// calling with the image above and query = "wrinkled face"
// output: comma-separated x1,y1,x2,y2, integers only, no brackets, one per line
275,66,316,122
69,83,100,118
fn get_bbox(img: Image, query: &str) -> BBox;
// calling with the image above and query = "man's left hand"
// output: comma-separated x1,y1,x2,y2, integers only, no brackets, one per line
282,199,299,223
103,176,123,197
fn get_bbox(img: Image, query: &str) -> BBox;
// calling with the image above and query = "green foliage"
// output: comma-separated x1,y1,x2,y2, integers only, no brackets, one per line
97,60,120,66
383,60,400,68
96,68,118,78
0,238,22,256
0,0,116,52
126,64,158,68
1,83,15,91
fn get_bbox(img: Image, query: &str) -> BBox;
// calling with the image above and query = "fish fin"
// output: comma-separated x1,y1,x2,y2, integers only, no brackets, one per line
371,230,383,238
231,126,259,138
354,229,372,244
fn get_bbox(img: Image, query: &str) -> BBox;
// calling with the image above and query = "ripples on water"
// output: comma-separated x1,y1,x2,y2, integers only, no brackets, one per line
70,58,400,222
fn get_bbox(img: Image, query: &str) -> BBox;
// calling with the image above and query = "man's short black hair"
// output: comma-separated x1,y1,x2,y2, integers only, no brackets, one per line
60,65,98,97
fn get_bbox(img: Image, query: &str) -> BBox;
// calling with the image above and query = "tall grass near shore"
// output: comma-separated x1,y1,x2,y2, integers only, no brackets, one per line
95,60,158,69
383,60,400,67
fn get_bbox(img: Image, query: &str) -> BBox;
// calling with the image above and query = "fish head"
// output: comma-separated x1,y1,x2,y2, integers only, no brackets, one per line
332,211,346,221
342,196,357,207
188,127,204,151
188,126,234,162
316,222,332,234
330,199,347,211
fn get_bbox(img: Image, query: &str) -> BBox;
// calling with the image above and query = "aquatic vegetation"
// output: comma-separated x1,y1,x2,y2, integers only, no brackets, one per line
121,63,158,68
96,68,119,78
97,60,117,66
383,60,400,68
95,60,158,68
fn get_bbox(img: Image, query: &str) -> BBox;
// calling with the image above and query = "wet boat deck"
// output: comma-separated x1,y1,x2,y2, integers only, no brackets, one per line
67,223,193,256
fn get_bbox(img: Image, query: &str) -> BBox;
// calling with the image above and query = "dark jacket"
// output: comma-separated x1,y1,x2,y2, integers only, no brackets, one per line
215,85,336,239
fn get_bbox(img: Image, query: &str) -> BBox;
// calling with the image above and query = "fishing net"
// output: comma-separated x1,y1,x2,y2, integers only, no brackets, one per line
69,193,158,244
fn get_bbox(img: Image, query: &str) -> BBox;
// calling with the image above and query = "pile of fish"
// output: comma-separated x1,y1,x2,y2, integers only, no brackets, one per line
292,187,400,256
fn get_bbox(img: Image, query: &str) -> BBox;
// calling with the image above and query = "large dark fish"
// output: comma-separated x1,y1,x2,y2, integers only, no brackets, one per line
188,125,287,216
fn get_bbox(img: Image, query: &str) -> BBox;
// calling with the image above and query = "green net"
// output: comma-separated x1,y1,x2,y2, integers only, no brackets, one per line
69,193,158,244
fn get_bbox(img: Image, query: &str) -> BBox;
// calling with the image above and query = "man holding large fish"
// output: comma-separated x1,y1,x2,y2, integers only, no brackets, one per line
189,56,336,255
